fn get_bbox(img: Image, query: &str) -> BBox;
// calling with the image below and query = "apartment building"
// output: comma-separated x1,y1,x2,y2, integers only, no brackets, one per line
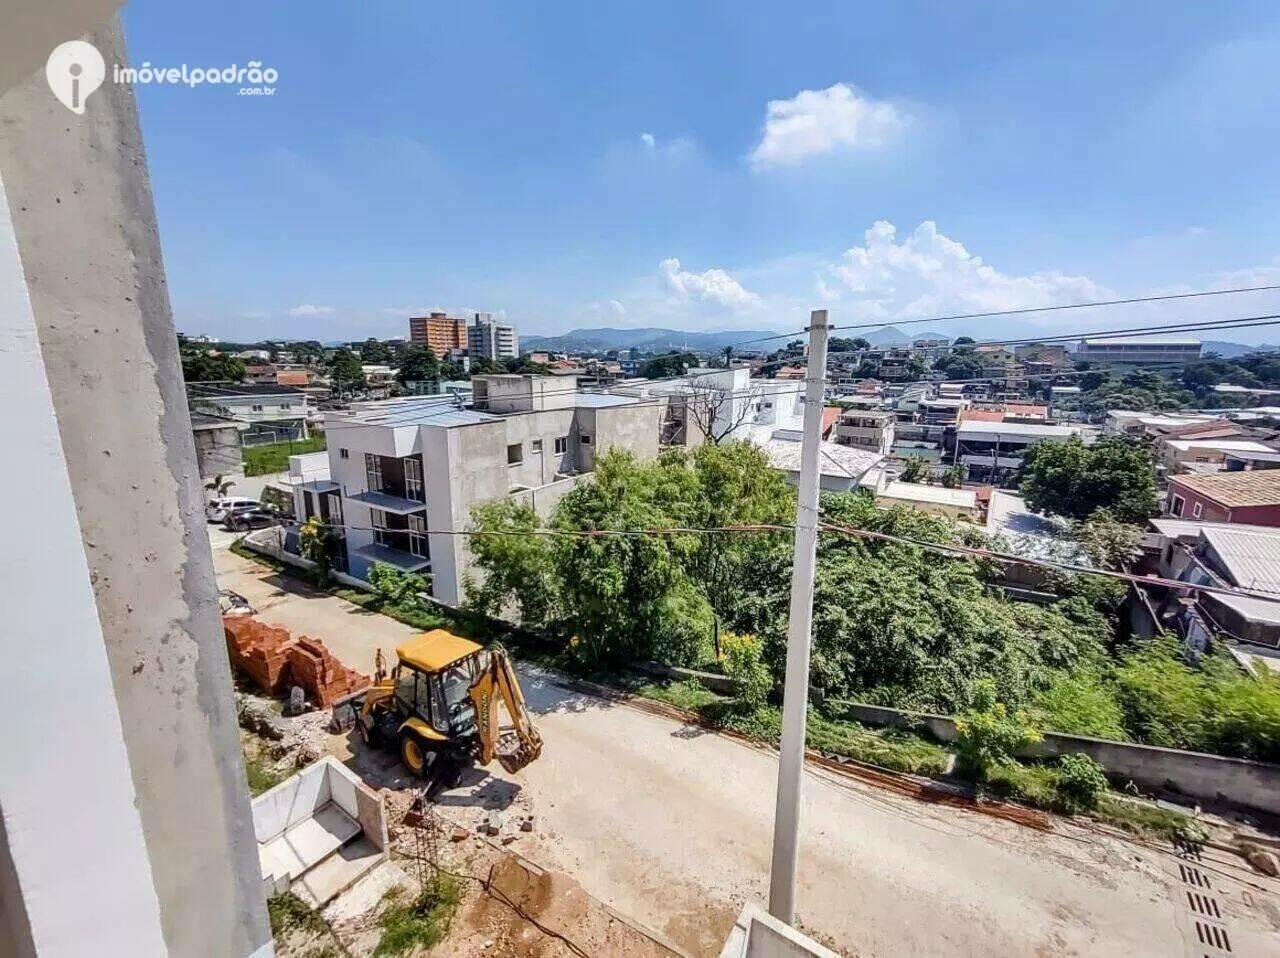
833,408,895,454
318,375,659,604
409,311,468,355
468,311,519,361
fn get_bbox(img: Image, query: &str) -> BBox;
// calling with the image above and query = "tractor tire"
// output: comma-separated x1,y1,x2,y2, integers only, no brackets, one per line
357,718,376,747
399,732,435,779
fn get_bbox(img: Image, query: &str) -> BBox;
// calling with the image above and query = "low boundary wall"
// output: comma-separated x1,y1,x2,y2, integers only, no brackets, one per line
830,700,1280,816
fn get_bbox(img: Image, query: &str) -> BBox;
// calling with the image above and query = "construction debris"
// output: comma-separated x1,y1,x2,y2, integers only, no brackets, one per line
223,615,368,708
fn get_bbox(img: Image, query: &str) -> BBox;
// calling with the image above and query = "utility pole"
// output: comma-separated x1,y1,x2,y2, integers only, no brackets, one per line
768,308,830,923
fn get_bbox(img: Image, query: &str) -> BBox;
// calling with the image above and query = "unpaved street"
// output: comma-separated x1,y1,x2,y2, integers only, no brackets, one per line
214,534,1275,957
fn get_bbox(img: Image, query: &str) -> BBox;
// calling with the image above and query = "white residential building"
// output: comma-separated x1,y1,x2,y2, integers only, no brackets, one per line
468,311,519,361
187,382,310,444
311,376,659,604
955,419,1084,484
833,408,895,454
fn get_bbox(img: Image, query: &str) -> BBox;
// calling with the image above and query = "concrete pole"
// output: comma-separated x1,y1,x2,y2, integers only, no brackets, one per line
768,309,830,923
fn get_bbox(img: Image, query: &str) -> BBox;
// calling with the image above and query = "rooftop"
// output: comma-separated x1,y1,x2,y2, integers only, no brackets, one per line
956,420,1081,439
1201,527,1280,593
880,481,978,509
1150,517,1280,540
1168,469,1280,507
188,382,307,398
1164,439,1276,453
1080,336,1202,347
760,435,882,481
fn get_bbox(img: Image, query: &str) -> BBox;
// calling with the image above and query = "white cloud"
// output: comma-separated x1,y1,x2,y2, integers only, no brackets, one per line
608,299,627,315
660,257,762,310
287,303,336,317
820,221,1107,320
238,309,269,320
640,132,656,149
749,83,905,170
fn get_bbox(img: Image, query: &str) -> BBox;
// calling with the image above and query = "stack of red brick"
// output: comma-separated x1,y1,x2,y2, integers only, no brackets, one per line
223,616,369,707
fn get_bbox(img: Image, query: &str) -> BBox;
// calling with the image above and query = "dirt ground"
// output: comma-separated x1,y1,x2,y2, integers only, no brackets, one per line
220,535,1280,958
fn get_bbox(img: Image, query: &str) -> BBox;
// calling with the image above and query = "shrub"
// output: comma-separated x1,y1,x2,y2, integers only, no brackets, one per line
954,680,1042,781
720,632,770,709
1032,671,1126,740
1053,753,1108,813
375,875,461,956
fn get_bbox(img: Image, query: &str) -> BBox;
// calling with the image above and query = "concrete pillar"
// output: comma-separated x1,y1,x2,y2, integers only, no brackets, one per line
0,15,271,958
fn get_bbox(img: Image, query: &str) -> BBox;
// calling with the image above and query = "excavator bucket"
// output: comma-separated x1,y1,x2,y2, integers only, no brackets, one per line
495,728,543,774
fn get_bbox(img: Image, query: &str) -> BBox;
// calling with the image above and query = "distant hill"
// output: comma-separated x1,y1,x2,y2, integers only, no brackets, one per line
861,326,951,346
521,327,782,354
1202,340,1264,359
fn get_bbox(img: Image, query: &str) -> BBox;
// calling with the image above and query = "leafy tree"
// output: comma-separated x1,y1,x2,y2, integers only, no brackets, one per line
396,345,440,386
503,356,552,375
899,457,930,484
828,337,870,353
1074,509,1143,569
463,500,560,628
360,338,393,363
1031,670,1126,739
470,357,504,375
440,360,467,381
639,351,697,379
1019,437,1157,523
954,679,1042,781
953,336,975,346
182,350,245,383
327,348,366,396
940,463,965,488
933,350,984,379
721,632,771,709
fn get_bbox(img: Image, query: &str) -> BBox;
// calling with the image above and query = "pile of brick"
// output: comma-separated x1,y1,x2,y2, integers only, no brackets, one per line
223,616,368,707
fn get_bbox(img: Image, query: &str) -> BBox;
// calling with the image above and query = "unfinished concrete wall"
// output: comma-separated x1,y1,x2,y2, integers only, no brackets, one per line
0,17,270,957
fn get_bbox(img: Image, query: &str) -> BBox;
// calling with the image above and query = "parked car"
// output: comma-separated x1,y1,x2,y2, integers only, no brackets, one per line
205,496,260,523
222,507,280,532
218,590,256,616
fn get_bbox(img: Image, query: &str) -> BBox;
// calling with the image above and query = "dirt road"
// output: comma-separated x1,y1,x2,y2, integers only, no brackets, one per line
214,534,1273,957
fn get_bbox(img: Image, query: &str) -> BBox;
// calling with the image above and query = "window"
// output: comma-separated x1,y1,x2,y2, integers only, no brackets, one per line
365,453,384,492
531,439,543,454
251,404,263,412
580,434,592,446
280,402,292,410
555,436,568,455
339,448,349,459
1171,494,1186,517
326,493,343,525
370,508,388,545
1192,502,1203,519
404,457,424,501
507,442,523,465
408,513,427,558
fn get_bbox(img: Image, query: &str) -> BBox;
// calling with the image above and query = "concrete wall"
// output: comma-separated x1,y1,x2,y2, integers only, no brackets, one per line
0,18,271,956
193,424,245,479
832,700,1280,815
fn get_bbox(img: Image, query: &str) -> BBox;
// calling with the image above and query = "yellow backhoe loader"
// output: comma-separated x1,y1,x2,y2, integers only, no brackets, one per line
355,630,542,786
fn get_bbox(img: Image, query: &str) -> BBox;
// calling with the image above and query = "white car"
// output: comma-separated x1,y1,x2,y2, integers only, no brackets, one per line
205,496,260,523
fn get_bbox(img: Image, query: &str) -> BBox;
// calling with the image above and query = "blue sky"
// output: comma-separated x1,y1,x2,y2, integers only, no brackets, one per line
122,1,1280,343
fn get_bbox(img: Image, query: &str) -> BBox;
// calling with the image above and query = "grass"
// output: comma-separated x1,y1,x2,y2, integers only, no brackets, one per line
244,436,327,477
374,876,461,956
1095,794,1207,844
630,679,951,776
268,891,328,937
244,750,287,796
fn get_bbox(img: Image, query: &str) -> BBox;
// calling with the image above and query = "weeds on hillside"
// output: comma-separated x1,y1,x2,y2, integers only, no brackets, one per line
374,876,462,956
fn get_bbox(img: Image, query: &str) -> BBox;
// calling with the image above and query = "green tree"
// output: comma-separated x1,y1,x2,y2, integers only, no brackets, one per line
463,500,560,628
360,338,393,363
954,679,1042,781
396,345,441,386
940,462,965,488
471,357,504,375
328,348,367,397
182,350,246,383
1074,509,1143,569
1019,436,1157,522
720,632,771,709
638,351,697,379
503,355,552,374
899,457,931,483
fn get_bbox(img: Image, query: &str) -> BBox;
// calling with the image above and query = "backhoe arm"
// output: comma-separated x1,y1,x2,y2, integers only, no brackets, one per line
469,649,543,773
